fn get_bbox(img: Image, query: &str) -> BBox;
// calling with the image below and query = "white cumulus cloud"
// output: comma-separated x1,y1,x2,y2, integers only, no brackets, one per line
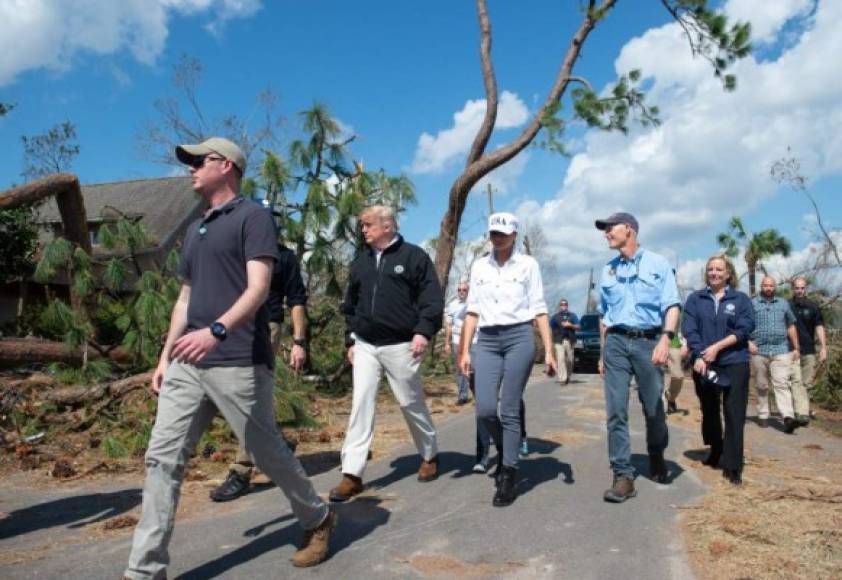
410,90,529,174
0,0,262,86
520,0,842,290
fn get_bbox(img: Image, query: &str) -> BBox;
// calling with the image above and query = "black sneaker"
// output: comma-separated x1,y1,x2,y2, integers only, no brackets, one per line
757,418,769,428
210,471,251,502
723,468,742,485
796,414,810,427
667,400,678,414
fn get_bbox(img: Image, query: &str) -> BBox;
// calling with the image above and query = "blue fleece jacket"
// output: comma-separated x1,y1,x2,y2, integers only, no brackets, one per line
682,287,755,366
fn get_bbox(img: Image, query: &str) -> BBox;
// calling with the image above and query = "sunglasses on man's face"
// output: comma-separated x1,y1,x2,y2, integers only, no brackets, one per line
189,155,227,169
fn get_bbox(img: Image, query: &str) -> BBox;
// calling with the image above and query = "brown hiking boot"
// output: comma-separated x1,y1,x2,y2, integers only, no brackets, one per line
417,456,438,482
291,509,337,567
328,474,363,502
603,474,637,503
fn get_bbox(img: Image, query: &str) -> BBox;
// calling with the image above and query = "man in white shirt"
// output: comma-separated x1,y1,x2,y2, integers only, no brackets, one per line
444,281,471,404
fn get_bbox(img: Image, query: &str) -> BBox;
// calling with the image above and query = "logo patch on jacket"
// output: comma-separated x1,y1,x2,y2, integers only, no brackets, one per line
725,303,736,314
394,265,405,274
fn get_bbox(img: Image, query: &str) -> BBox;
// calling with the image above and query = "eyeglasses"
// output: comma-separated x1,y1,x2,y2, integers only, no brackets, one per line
189,155,227,169
457,288,468,293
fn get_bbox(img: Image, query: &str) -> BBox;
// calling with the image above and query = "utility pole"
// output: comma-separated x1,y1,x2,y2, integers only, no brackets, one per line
586,267,597,313
486,182,494,215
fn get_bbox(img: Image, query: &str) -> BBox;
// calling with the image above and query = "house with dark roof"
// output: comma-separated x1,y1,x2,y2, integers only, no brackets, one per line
35,176,203,271
0,176,203,326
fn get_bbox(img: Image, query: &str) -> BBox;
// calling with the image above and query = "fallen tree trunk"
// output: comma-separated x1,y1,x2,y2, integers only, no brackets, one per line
0,338,133,368
45,371,152,405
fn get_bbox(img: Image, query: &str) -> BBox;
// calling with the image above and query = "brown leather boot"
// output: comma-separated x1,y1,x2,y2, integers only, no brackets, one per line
291,509,338,567
328,474,363,502
603,474,636,503
417,456,438,482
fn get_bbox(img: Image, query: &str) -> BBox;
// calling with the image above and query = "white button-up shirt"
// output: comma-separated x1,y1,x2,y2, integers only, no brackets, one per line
466,251,548,328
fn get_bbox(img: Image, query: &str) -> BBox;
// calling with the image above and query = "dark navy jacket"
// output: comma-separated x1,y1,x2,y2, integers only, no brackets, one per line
682,287,755,366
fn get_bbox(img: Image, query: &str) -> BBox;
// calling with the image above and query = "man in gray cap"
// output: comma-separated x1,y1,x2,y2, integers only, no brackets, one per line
124,137,336,578
594,212,681,503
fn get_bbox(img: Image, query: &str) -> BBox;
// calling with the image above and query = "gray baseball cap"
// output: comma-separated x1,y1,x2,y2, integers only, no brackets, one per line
595,212,639,233
176,137,246,174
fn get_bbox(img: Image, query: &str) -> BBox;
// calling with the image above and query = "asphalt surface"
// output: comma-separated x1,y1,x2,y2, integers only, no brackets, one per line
1,372,707,579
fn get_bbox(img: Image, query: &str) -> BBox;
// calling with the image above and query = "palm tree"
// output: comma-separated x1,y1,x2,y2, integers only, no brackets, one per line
717,216,792,297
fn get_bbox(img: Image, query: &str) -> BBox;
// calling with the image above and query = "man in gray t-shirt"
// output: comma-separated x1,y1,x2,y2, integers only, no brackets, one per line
124,138,335,579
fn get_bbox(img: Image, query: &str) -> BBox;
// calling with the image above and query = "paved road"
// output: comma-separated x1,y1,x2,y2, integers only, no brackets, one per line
1,373,706,579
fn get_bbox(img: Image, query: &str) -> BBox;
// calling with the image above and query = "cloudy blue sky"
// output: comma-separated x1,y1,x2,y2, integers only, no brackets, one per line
1,0,839,310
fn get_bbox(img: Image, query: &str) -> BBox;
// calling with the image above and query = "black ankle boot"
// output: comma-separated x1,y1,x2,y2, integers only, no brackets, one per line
493,466,517,507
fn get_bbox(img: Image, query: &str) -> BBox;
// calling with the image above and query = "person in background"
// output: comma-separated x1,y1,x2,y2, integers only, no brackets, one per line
682,255,754,485
749,276,801,434
210,243,308,502
550,298,580,385
459,212,557,507
445,281,472,404
664,330,688,415
789,276,828,425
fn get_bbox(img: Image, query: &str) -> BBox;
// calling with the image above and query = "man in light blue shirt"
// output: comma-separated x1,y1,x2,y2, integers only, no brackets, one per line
595,212,681,503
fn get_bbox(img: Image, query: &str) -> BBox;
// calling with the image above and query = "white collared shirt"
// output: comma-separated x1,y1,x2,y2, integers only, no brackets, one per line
446,298,470,346
466,251,548,327
374,235,400,266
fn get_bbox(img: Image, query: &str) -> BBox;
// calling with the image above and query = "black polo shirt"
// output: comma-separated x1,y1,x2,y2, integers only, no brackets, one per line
790,297,824,355
178,196,278,367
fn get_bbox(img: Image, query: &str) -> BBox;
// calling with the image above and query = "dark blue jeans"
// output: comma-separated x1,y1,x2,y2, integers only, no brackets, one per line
603,333,669,477
474,322,535,469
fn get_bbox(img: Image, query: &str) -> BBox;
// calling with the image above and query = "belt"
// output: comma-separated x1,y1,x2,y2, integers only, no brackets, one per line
607,327,661,339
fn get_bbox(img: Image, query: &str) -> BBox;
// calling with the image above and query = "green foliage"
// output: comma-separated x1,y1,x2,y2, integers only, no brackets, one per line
662,1,752,90
21,121,80,181
33,216,179,369
717,215,791,295
0,206,39,283
813,340,842,411
572,70,660,135
103,436,129,459
47,359,114,385
260,104,416,300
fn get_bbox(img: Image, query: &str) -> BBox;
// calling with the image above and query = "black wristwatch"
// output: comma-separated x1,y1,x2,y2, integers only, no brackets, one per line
210,321,228,341
293,337,307,347
665,331,676,340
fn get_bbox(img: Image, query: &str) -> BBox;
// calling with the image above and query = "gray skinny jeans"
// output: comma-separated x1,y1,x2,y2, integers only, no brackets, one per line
473,322,535,469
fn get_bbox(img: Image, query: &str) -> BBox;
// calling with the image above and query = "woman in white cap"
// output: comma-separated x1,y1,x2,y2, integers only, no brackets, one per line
459,212,557,506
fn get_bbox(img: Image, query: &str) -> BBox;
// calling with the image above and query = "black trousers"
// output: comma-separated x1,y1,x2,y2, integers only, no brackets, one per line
693,362,750,472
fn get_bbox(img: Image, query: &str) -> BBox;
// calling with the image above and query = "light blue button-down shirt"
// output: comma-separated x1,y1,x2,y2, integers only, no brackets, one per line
598,248,681,329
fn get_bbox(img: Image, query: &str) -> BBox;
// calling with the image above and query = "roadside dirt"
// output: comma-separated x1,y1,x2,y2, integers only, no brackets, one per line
667,378,842,580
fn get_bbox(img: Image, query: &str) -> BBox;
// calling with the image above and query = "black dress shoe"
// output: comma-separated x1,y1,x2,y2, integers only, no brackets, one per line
723,468,742,485
757,418,769,428
666,400,678,414
493,467,517,507
702,448,721,468
783,416,799,434
649,453,669,484
210,471,251,502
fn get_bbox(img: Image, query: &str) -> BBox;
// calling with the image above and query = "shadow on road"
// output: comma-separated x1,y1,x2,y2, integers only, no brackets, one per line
0,488,142,540
177,497,390,579
630,453,685,484
366,451,468,490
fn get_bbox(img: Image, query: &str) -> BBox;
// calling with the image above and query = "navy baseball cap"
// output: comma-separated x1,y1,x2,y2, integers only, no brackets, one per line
595,212,639,233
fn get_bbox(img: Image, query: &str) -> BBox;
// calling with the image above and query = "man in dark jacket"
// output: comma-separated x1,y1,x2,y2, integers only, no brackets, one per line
210,244,308,502
330,205,444,501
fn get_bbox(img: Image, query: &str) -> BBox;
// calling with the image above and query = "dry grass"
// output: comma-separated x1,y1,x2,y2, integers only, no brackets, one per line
674,388,842,580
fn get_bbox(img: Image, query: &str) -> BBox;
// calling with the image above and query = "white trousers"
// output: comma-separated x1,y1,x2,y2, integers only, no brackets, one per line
340,338,438,478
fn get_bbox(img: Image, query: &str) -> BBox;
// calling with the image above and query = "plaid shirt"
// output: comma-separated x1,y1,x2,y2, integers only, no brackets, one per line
751,296,796,356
